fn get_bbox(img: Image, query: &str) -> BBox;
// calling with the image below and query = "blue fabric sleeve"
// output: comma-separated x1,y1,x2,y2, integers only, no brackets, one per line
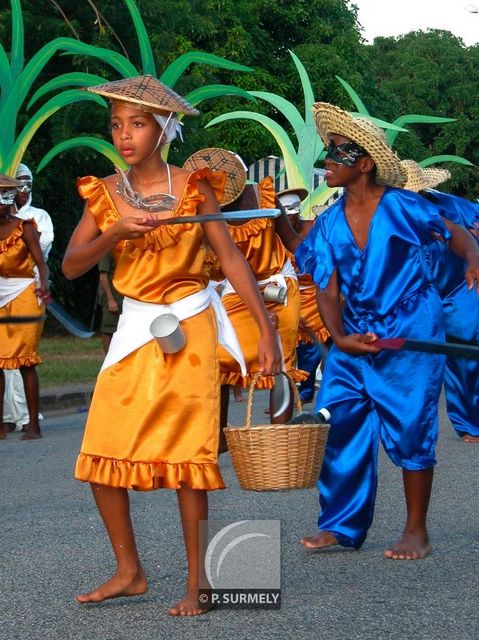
295,214,335,290
423,190,479,229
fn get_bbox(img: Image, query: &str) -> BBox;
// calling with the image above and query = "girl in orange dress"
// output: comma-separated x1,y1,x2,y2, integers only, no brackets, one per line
0,174,49,441
61,76,281,616
183,149,306,424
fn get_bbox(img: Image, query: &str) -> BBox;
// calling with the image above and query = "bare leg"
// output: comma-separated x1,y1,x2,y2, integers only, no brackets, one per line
232,383,245,402
169,486,210,617
0,370,6,440
384,467,433,560
77,484,147,603
19,366,41,440
218,385,230,455
101,332,112,355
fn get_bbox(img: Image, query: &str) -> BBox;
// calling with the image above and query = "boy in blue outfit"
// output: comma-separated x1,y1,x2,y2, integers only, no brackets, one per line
287,104,479,559
401,159,479,443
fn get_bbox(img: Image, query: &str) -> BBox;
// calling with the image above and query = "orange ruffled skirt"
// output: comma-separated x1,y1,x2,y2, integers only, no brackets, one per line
219,277,308,389
75,306,224,491
297,286,330,345
0,283,44,369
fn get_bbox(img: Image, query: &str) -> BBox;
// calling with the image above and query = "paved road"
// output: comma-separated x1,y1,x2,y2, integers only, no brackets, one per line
1,393,478,640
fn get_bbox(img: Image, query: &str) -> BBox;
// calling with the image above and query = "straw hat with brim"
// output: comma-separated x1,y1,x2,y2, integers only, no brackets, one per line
183,148,247,205
313,102,407,188
84,75,200,116
400,159,451,193
277,187,309,202
0,174,23,189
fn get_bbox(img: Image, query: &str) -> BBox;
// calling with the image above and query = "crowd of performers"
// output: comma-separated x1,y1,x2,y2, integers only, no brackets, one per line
1,73,478,616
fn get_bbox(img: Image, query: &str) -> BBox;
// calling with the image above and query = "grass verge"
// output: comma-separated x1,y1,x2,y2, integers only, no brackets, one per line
38,335,104,387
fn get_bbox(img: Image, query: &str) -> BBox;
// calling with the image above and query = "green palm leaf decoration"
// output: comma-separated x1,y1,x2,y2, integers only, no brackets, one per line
206,50,340,218
336,77,469,172
6,92,106,175
418,155,474,168
0,0,254,175
124,0,156,76
386,115,456,147
37,137,126,172
160,52,251,88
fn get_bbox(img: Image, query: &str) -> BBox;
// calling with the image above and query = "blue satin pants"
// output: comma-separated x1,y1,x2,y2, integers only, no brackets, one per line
315,289,445,548
442,282,479,437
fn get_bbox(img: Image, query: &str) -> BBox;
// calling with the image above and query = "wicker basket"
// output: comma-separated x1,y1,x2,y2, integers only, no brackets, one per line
224,374,330,491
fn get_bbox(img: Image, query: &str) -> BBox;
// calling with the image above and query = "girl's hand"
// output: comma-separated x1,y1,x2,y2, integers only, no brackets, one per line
335,332,380,355
35,283,52,305
111,216,156,241
257,331,283,376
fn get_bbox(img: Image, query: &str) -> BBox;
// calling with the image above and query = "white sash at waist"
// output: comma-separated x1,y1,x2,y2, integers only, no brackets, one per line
101,284,246,374
221,258,297,305
0,276,35,308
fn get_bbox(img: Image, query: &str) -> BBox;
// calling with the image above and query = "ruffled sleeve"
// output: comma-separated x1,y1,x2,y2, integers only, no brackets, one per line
257,175,276,209
76,176,119,233
182,167,226,215
295,210,336,290
0,221,25,253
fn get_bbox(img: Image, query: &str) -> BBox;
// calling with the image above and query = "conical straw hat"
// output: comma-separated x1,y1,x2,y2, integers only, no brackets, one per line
183,148,247,205
313,102,407,187
400,159,451,193
85,75,199,116
0,174,23,189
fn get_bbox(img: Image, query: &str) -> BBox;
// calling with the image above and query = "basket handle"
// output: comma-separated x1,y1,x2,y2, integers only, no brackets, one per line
245,372,303,429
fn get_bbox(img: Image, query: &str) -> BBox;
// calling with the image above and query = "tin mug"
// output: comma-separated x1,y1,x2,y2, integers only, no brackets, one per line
150,313,186,354
263,283,286,304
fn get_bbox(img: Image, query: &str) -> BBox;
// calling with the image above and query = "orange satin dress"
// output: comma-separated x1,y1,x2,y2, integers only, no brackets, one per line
74,169,227,492
218,177,306,389
0,220,44,368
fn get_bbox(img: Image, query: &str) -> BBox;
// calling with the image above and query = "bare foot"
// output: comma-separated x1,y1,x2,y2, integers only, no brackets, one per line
2,422,15,433
76,570,148,603
20,428,42,440
0,429,6,441
461,433,479,443
384,530,431,560
168,589,212,617
300,531,339,549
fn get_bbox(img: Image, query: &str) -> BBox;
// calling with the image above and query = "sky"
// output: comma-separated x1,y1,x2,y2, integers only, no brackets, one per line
352,0,479,46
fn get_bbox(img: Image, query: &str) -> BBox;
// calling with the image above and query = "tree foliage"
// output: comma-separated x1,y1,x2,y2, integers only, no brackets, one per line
0,2,478,321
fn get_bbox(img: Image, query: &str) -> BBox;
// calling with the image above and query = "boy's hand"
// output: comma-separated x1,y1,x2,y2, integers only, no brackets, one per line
336,332,381,355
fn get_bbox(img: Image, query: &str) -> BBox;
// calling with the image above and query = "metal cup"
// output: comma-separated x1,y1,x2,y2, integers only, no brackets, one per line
150,313,186,353
263,283,286,304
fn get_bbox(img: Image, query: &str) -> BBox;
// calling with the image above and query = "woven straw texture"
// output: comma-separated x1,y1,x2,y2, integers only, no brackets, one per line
183,148,246,205
224,374,330,491
86,75,199,116
0,174,23,189
313,102,407,188
401,159,451,193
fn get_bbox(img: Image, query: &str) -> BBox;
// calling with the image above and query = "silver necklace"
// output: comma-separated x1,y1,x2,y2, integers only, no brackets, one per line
115,165,177,212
